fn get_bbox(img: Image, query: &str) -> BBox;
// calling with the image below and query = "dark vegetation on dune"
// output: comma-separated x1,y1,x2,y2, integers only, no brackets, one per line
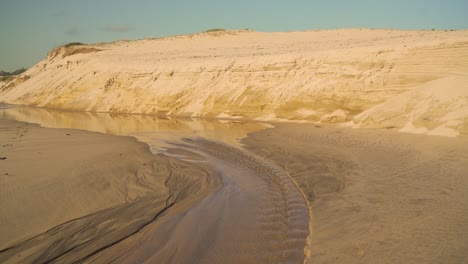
0,68,27,82
204,28,226,32
64,42,85,47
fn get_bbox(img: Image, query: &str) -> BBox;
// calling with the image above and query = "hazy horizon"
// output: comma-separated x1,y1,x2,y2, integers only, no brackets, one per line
1,0,467,71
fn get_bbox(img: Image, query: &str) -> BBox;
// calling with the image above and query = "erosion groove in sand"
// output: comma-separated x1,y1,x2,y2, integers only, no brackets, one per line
1,29,467,136
186,138,310,263
0,195,173,263
73,137,309,264
1,106,311,263
193,138,309,256
0,119,219,264
0,118,309,263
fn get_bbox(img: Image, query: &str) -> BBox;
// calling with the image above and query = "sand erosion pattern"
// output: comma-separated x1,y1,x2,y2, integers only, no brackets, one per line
0,129,309,264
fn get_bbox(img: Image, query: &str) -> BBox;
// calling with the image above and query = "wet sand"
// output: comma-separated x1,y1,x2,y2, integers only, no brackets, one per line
243,124,468,263
84,138,309,263
0,119,166,248
0,115,309,263
0,119,220,263
2,106,468,263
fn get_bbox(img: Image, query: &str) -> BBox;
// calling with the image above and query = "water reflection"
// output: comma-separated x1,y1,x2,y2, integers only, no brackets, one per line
0,105,270,151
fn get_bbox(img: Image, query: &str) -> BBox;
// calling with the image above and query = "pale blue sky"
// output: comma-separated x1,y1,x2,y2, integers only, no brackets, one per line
1,0,467,71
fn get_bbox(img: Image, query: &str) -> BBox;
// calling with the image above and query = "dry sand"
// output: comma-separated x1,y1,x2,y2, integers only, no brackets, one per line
1,29,467,136
242,124,468,263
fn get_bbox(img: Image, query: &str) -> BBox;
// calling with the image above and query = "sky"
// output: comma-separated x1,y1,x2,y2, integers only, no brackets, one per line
0,0,467,71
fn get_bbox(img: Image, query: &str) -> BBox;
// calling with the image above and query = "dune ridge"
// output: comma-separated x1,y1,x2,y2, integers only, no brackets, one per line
1,29,467,136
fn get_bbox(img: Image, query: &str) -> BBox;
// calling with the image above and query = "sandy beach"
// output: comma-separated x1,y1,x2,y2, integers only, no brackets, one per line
1,105,468,263
1,28,468,264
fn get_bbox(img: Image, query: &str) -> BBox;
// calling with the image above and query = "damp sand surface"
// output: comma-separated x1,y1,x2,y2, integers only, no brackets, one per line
243,124,468,263
0,107,309,263
2,105,468,263
0,119,221,263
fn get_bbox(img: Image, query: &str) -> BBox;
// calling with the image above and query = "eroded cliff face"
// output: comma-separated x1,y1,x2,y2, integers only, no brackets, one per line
1,29,467,136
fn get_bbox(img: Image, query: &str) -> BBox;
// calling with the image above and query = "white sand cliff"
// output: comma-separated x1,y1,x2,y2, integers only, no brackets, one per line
1,29,467,136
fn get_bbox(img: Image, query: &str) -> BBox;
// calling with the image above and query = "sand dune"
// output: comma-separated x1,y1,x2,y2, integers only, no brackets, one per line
1,29,467,136
352,75,468,137
1,28,468,263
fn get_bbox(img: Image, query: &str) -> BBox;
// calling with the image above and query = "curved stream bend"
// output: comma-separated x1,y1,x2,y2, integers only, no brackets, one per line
174,138,310,263
86,138,310,263
0,137,310,264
